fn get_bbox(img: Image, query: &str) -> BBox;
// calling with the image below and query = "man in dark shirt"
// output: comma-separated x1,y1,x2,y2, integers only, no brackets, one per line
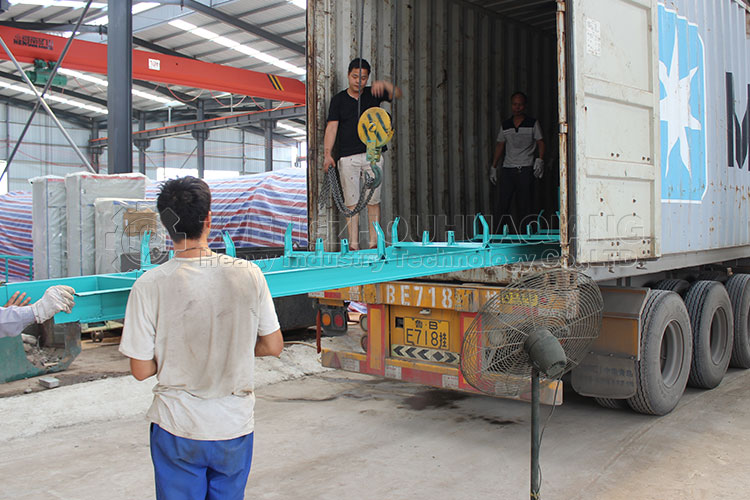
324,58,401,250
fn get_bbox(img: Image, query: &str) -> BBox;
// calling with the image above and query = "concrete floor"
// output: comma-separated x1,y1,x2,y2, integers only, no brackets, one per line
2,359,750,500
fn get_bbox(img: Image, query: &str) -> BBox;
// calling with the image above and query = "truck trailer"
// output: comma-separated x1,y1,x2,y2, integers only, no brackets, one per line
308,0,750,415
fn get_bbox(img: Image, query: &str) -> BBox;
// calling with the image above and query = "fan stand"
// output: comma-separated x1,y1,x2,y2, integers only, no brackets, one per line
530,368,541,500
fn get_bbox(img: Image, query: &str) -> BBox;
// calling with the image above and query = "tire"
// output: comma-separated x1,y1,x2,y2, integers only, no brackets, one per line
684,281,734,388
654,279,690,297
594,397,628,410
627,290,692,415
726,274,750,368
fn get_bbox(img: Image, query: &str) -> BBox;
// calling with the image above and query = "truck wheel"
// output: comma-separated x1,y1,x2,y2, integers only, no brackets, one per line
725,274,750,368
654,279,690,297
594,397,627,410
684,281,733,388
628,290,692,415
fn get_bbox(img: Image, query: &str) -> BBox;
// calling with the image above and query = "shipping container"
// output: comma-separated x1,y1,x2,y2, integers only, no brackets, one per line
309,0,750,279
308,0,750,415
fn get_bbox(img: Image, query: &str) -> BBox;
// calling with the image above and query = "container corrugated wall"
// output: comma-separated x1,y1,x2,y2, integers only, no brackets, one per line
308,0,558,247
658,0,750,256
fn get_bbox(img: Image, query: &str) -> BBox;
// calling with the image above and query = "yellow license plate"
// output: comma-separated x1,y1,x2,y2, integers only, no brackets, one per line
404,317,450,350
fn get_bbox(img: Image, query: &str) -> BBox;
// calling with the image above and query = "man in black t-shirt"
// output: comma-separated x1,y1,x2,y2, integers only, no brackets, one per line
324,58,401,250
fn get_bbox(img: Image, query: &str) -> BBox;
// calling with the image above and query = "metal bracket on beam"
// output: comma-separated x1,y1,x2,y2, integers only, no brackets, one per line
133,138,151,151
191,129,209,142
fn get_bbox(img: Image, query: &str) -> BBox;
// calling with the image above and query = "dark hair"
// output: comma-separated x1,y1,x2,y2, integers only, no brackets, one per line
156,176,211,242
348,58,371,75
511,91,528,104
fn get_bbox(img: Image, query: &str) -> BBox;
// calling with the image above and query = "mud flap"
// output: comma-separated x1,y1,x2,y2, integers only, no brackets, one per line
571,353,637,398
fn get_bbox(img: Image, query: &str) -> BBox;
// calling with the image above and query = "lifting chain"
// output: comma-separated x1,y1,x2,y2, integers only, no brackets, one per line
319,165,378,218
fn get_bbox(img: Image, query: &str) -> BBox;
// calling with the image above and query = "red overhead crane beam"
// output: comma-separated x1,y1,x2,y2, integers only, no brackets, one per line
0,26,306,104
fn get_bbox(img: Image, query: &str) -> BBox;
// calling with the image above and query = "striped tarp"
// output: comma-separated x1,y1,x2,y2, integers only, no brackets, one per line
146,169,309,249
0,191,33,281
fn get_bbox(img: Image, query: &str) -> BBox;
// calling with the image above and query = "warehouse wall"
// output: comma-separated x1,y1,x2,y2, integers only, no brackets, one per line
99,123,298,179
0,103,301,192
0,102,93,192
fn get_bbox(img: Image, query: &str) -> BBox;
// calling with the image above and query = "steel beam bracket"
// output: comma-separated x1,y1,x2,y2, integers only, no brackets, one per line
133,138,151,151
191,129,209,142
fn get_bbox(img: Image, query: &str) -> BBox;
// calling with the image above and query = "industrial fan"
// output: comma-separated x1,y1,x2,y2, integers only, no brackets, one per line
460,269,603,499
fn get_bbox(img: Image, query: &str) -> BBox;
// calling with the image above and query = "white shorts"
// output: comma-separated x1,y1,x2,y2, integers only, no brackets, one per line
338,152,384,206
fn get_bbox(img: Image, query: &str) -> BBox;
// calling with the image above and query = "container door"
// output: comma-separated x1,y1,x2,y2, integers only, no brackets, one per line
570,0,661,264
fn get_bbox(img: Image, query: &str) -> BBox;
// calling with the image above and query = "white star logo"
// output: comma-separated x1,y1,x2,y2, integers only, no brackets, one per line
659,33,702,178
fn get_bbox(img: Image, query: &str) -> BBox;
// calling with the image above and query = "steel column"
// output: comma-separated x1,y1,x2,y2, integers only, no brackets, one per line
264,121,274,172
191,100,208,178
107,0,132,174
90,121,101,173
138,113,147,174
264,100,274,172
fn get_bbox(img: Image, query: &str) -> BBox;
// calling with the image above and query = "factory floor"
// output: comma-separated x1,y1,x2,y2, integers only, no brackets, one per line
2,337,750,499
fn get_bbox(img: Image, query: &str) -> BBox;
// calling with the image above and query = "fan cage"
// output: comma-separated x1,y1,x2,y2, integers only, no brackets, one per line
460,269,603,397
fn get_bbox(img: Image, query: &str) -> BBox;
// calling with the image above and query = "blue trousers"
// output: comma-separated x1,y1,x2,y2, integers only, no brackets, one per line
150,423,254,500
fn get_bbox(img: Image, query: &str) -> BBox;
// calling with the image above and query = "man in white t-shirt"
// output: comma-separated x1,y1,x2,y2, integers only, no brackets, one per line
119,176,283,500
488,91,546,233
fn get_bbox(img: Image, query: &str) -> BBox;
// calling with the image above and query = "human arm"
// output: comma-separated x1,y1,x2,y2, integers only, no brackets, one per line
5,291,30,307
371,80,402,100
533,135,546,179
255,329,284,357
130,358,157,381
119,281,158,381
0,285,76,338
0,306,36,338
323,120,339,172
491,141,505,168
254,267,282,357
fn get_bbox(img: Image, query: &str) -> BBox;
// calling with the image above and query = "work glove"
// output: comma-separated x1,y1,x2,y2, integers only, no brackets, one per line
31,285,75,323
489,166,498,185
533,158,544,179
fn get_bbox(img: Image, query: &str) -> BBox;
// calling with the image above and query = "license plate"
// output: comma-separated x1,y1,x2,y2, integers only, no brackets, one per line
499,290,539,307
404,317,450,350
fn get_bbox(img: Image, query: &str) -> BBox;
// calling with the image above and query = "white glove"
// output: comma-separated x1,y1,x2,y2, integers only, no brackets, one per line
489,166,498,185
534,158,544,179
31,285,75,323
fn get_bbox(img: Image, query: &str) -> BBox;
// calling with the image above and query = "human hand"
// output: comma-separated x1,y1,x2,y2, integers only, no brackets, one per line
324,154,336,172
489,166,497,185
371,80,387,98
534,158,544,179
31,285,75,323
4,291,30,307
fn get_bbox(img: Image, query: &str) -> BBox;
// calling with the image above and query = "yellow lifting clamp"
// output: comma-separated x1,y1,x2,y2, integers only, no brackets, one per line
357,107,394,189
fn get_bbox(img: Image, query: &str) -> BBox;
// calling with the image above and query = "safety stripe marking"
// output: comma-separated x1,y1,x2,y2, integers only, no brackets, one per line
391,344,459,365
267,74,284,91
